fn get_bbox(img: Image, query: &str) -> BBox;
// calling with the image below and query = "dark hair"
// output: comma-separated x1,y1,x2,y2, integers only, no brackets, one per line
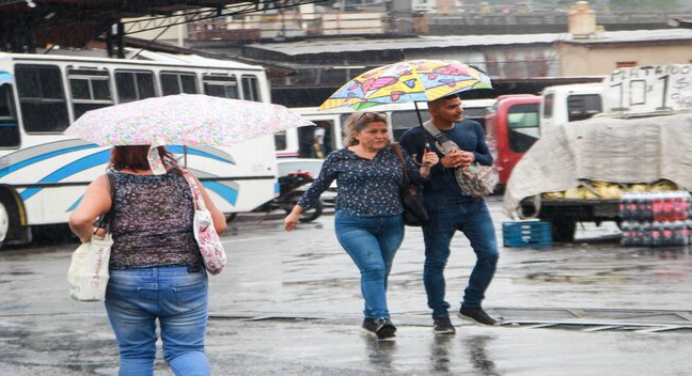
109,145,181,173
428,93,460,108
343,112,387,146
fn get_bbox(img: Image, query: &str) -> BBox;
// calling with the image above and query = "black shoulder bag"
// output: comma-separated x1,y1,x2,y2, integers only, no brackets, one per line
391,143,429,227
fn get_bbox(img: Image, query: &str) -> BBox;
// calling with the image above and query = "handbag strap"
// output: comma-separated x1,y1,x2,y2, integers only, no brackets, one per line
423,120,461,155
182,170,207,211
93,173,116,234
390,143,410,187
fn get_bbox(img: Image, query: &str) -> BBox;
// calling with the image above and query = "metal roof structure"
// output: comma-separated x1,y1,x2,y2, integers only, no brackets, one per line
0,0,327,54
249,28,692,57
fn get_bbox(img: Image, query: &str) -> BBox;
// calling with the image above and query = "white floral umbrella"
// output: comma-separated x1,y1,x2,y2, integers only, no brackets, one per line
64,94,314,147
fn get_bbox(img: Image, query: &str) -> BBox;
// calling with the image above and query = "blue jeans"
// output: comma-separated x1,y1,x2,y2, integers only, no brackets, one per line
422,197,499,318
105,267,210,376
335,210,404,320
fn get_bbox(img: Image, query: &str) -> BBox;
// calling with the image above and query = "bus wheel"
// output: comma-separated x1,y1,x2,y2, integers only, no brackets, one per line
0,199,8,249
549,218,576,243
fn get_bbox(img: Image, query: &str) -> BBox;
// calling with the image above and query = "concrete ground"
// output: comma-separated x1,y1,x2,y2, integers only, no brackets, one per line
1,198,691,375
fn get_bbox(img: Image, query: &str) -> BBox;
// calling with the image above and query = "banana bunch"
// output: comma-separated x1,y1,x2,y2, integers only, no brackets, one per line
541,180,682,200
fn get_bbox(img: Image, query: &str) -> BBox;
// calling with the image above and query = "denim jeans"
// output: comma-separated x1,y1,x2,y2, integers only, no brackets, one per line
422,197,499,318
335,210,404,320
105,267,210,376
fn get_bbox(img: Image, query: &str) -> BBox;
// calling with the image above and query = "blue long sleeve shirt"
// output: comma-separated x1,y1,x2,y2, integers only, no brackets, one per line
297,145,423,217
399,119,493,203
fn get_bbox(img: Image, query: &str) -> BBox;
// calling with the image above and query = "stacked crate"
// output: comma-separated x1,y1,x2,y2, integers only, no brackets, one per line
620,191,692,247
502,221,552,249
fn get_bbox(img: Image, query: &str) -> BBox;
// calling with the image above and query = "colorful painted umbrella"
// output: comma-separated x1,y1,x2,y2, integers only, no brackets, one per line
318,59,492,111
64,94,314,147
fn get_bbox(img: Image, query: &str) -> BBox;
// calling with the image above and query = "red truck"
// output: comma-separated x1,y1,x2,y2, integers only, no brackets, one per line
485,94,541,188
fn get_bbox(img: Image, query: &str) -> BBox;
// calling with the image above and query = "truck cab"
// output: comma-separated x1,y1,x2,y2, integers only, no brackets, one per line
540,83,603,132
485,94,541,187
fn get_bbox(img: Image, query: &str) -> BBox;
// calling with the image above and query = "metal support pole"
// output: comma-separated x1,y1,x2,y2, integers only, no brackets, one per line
117,21,125,58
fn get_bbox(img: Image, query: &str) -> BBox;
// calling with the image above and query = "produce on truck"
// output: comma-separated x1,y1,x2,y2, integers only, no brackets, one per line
503,64,692,242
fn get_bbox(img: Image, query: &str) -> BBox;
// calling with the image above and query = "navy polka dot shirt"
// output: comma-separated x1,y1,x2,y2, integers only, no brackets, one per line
298,145,423,217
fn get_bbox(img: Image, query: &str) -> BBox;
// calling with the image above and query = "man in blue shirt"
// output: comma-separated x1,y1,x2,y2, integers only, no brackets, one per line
399,94,500,334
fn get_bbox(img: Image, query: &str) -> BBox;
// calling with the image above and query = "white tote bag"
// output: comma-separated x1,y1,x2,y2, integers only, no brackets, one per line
67,173,115,301
67,234,113,301
182,170,227,275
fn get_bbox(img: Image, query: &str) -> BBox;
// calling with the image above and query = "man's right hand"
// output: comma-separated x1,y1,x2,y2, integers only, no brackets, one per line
440,150,462,169
441,150,474,169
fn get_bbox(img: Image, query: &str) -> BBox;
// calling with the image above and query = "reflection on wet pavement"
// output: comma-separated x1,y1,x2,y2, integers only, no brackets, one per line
430,334,453,374
465,335,502,376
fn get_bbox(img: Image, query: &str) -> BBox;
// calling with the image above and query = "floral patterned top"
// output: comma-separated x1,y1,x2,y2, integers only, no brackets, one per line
109,171,202,269
298,145,423,217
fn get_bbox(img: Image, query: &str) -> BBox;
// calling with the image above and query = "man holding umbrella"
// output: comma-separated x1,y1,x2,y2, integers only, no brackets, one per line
399,94,500,334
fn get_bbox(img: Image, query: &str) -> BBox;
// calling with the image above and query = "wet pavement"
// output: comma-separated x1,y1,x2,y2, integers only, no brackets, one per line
1,197,692,375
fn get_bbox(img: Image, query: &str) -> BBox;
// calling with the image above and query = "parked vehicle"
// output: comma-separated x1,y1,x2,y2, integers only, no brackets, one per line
485,94,541,187
274,100,495,205
486,84,604,188
540,83,603,131
0,52,279,249
505,64,692,242
275,99,495,161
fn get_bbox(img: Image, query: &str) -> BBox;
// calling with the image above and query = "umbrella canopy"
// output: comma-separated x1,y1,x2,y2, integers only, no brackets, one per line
318,59,492,111
64,94,314,147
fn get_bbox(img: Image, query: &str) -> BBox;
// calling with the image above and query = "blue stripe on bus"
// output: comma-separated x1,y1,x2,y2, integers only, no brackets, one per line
0,72,12,86
68,196,83,212
202,181,238,206
167,145,234,164
67,177,239,212
0,123,18,127
0,144,99,179
20,150,111,201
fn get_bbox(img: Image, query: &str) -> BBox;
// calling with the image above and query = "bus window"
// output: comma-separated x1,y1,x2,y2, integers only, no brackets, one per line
160,72,197,96
15,64,69,133
241,75,261,102
543,93,554,119
313,120,335,158
115,71,156,103
274,130,287,151
507,103,539,153
298,126,315,158
567,94,602,122
161,72,198,96
203,75,239,98
68,68,113,120
0,84,19,147
391,110,430,141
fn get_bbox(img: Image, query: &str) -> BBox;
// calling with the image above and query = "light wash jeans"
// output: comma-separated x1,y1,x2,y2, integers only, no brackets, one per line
335,210,405,320
105,267,210,376
422,197,499,318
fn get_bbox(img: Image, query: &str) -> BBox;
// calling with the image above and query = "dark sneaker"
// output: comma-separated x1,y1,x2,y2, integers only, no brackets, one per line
362,318,378,334
433,316,456,334
375,317,397,340
458,307,499,326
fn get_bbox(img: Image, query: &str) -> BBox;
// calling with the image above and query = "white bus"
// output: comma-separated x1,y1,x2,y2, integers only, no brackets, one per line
273,99,496,177
0,52,278,248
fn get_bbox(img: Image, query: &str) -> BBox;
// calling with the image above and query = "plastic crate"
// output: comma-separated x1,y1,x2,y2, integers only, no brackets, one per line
502,221,552,248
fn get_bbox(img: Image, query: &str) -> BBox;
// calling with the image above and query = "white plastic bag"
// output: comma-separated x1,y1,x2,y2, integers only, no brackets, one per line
67,234,113,301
